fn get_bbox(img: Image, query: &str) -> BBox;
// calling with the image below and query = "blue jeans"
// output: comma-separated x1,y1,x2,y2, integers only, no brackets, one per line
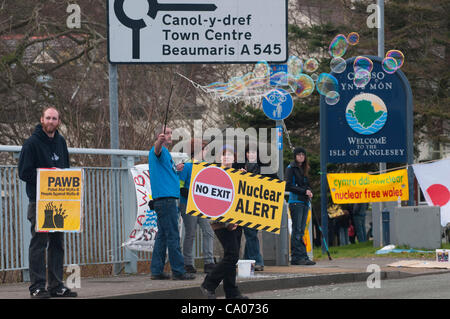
353,213,367,243
151,198,185,276
179,202,215,266
339,227,349,246
243,227,264,266
289,202,309,262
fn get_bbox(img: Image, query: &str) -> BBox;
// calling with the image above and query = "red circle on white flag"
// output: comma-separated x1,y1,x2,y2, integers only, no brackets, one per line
192,166,234,218
426,184,450,207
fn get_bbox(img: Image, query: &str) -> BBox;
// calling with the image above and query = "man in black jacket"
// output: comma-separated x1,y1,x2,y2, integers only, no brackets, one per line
18,106,77,298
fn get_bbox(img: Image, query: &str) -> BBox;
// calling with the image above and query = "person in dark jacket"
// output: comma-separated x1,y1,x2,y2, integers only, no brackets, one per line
179,139,215,274
285,147,315,265
352,203,368,243
241,145,264,271
200,145,248,299
18,107,77,298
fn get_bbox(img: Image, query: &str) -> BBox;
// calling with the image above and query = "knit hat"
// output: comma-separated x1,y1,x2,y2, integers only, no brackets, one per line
222,144,235,153
293,147,306,158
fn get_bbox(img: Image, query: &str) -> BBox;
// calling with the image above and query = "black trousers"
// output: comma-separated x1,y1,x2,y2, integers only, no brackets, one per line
202,226,242,298
27,202,65,292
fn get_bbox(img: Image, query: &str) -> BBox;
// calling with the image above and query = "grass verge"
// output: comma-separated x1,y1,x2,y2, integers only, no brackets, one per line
313,241,450,260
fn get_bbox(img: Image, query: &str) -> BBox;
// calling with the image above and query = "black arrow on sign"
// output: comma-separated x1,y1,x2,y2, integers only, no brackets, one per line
147,0,217,19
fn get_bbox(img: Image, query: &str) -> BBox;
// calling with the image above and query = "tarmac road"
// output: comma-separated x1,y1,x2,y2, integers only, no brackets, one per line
245,272,450,299
1,257,449,299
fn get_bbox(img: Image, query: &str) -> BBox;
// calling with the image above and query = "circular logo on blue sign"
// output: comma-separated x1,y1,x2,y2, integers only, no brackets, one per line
345,93,388,135
262,89,293,121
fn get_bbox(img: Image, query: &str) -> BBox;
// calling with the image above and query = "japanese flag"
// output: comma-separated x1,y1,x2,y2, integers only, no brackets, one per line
412,158,450,226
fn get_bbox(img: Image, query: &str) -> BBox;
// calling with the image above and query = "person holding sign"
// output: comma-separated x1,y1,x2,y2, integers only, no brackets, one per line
148,125,195,281
18,106,77,298
179,139,215,274
200,145,248,299
285,147,316,266
241,145,264,271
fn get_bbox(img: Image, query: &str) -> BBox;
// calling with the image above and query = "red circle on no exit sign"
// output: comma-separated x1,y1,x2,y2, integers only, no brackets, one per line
192,166,235,218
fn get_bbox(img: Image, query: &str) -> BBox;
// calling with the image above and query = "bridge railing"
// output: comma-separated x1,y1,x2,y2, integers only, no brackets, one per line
0,145,197,281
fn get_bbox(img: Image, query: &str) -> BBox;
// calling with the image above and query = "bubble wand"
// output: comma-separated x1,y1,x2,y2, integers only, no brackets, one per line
163,84,174,134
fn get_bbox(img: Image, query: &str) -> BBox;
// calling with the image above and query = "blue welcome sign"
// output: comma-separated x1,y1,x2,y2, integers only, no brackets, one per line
322,56,413,163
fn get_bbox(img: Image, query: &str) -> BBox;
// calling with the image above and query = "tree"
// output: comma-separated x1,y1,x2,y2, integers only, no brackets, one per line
0,1,234,166
0,0,108,163
351,0,450,158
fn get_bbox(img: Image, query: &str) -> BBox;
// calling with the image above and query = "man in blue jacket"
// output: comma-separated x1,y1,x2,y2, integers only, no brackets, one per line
18,106,77,298
148,125,195,280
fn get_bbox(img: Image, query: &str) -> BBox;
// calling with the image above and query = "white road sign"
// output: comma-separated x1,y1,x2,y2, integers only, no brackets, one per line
107,0,287,63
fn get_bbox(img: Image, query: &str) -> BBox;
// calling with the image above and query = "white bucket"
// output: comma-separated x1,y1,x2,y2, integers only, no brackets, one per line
436,249,449,262
237,259,255,278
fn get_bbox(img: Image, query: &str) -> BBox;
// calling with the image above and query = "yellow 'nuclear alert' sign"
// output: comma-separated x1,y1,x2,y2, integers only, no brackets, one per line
186,162,286,234
36,168,84,232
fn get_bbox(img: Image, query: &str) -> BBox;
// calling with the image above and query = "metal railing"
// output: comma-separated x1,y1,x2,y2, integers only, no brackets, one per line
0,145,197,281
0,165,27,271
66,167,129,266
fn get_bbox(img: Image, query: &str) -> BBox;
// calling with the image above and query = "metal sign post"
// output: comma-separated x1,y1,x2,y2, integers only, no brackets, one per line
261,88,292,266
319,99,328,253
108,63,120,168
376,0,386,247
275,119,289,266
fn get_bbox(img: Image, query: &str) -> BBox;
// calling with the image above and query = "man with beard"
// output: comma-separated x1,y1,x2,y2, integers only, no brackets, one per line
19,106,77,298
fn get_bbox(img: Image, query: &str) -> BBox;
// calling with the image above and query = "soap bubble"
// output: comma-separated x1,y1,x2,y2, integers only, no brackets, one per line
382,57,398,74
287,56,303,77
325,91,340,105
225,76,246,96
330,57,346,74
353,56,373,73
304,58,319,73
270,71,289,86
241,72,253,83
347,32,360,46
353,69,371,88
204,81,228,94
329,34,348,58
253,61,270,78
241,73,263,93
316,73,339,96
386,50,405,69
290,74,315,98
